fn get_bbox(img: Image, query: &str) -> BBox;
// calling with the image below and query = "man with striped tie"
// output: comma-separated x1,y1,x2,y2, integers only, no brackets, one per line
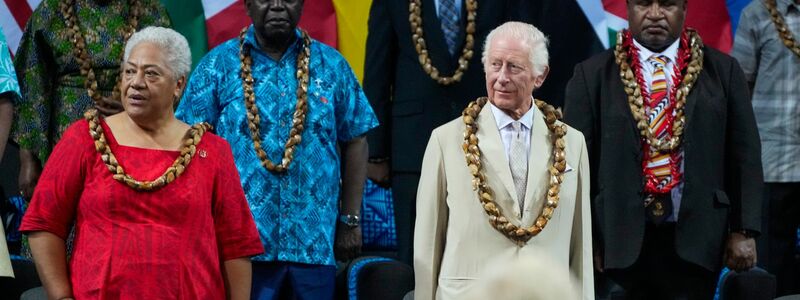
564,0,763,299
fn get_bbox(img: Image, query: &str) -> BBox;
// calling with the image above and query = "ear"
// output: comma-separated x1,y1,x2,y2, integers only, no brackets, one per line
174,76,187,101
244,0,253,17
533,66,549,89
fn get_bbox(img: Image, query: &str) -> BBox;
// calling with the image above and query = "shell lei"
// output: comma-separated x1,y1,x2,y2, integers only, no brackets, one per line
408,0,477,85
60,0,141,109
85,109,212,192
462,97,567,243
239,27,311,173
764,0,800,58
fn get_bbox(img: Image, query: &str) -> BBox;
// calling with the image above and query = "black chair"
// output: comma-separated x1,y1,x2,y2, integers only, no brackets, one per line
0,258,41,300
718,267,776,300
337,256,413,300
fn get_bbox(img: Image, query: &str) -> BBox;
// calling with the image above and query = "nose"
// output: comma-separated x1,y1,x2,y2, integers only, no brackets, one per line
646,3,664,19
130,70,146,90
497,65,511,84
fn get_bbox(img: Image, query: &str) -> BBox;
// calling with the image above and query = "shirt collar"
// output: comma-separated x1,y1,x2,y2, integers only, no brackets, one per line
777,0,797,13
633,36,680,65
243,25,303,62
489,98,535,131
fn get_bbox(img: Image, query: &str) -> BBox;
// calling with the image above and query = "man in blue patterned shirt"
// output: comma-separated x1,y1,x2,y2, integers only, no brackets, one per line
176,1,378,299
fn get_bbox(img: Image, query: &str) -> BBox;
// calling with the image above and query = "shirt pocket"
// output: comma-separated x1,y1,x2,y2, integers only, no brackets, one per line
306,90,336,141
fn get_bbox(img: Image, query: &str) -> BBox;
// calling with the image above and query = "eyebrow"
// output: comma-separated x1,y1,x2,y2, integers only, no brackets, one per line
125,61,163,69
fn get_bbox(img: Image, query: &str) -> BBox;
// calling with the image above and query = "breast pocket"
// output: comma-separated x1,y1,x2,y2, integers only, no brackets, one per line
307,91,336,140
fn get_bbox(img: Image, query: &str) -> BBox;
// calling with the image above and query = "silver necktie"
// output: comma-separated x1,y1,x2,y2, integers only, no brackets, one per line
509,121,528,213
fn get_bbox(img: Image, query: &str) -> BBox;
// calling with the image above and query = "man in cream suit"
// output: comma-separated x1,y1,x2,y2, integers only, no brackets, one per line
414,22,593,300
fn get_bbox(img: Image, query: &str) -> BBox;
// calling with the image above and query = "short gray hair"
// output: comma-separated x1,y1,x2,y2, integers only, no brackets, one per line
123,26,191,79
482,22,549,77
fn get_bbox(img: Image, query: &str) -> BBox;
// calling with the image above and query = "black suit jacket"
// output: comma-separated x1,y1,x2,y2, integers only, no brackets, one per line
363,0,512,173
563,46,763,272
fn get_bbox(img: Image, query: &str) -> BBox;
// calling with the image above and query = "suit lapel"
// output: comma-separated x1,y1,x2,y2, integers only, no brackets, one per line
421,0,457,73
610,57,646,156
476,106,519,217
682,47,705,132
522,106,550,223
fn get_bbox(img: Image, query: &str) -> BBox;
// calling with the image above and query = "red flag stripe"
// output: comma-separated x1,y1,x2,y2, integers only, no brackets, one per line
602,0,626,19
205,2,249,49
4,0,32,30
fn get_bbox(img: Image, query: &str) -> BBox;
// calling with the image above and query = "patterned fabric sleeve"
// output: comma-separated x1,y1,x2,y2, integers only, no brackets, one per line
143,0,172,29
19,120,90,239
12,9,55,158
175,51,222,127
333,57,378,142
211,138,265,260
0,29,20,99
730,3,760,83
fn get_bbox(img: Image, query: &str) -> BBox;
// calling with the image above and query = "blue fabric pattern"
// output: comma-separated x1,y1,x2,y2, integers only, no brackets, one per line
361,179,397,250
347,257,393,300
176,26,378,266
0,28,20,99
4,196,26,243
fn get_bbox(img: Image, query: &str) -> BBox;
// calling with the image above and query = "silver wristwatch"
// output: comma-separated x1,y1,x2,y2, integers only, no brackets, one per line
338,214,360,228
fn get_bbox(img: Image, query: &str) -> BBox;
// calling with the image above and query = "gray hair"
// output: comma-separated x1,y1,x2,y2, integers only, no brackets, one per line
123,26,191,79
481,22,549,77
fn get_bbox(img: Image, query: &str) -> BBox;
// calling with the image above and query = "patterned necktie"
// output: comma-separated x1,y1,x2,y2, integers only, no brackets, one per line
645,55,672,189
509,121,528,212
439,0,461,55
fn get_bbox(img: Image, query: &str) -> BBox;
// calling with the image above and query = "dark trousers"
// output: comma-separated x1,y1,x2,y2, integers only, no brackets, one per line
761,182,800,296
392,172,420,266
251,261,336,300
606,223,718,300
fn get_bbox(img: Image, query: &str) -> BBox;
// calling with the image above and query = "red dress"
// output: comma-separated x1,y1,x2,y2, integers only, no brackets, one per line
21,119,264,299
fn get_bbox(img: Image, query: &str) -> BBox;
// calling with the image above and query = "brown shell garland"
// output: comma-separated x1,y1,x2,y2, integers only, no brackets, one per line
60,0,141,111
238,27,311,173
764,0,800,59
462,97,567,243
84,109,212,191
409,0,477,85
614,30,704,152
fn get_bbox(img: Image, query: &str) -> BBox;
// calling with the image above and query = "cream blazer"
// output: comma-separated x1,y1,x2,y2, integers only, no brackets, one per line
414,105,593,300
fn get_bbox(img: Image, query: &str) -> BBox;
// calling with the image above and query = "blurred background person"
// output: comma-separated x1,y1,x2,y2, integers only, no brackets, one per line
19,27,263,300
0,25,21,279
466,255,580,300
731,0,800,296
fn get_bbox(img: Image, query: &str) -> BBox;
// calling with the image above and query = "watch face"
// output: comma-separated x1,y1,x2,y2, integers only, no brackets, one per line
341,215,359,227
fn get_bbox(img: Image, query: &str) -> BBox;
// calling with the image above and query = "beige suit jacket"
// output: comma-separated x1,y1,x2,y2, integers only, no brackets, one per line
414,105,593,300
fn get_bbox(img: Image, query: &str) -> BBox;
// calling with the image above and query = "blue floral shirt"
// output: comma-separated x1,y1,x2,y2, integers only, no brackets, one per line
0,28,20,99
176,26,378,266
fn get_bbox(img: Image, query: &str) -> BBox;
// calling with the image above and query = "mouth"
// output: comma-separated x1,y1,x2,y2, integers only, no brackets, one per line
643,25,668,35
266,18,289,26
127,94,147,105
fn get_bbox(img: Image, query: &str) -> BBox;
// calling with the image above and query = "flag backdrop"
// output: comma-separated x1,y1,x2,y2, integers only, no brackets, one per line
0,0,368,79
1,0,754,81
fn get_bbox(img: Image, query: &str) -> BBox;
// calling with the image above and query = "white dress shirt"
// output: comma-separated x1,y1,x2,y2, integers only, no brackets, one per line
489,101,534,163
633,38,684,222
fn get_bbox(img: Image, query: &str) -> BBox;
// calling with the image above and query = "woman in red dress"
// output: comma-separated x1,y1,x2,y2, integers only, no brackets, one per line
20,27,263,300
